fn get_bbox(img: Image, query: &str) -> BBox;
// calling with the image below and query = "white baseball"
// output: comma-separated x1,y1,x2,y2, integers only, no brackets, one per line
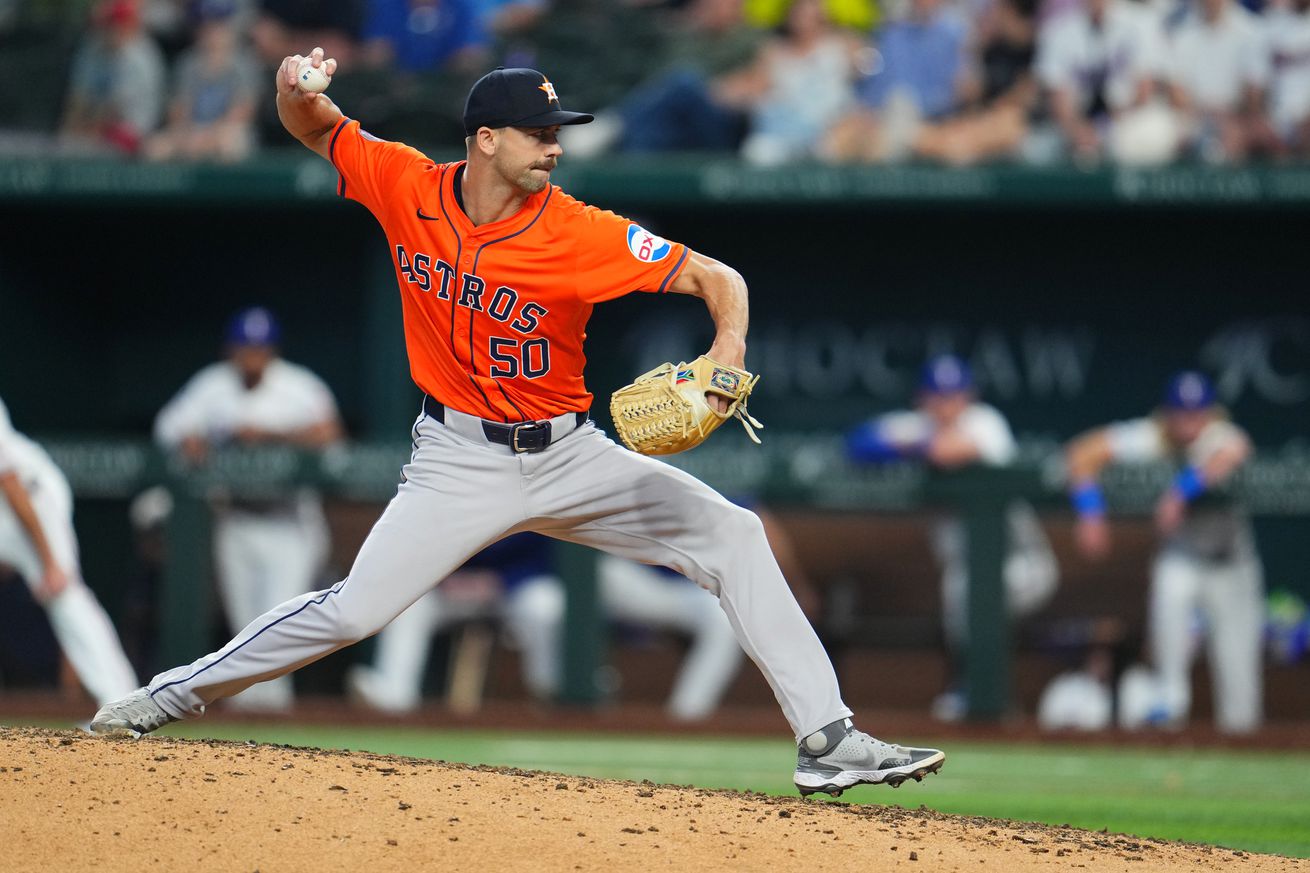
296,59,330,94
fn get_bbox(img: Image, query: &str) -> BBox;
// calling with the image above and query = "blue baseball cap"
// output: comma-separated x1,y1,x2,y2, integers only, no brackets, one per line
920,355,973,394
1162,371,1216,410
225,307,281,347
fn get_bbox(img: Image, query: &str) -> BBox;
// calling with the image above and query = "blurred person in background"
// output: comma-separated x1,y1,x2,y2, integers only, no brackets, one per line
569,0,860,161
592,553,747,721
738,0,863,165
1034,0,1168,163
153,307,343,712
0,396,138,705
350,531,754,721
351,510,815,719
822,0,970,162
746,0,880,30
346,533,567,713
591,502,818,720
359,0,489,74
136,0,255,56
1264,0,1310,155
482,0,673,118
251,0,365,66
654,0,770,80
120,486,175,680
562,0,767,156
145,0,260,162
846,355,1058,721
1166,0,1271,163
59,0,167,156
906,0,1040,164
473,0,549,37
1066,371,1263,734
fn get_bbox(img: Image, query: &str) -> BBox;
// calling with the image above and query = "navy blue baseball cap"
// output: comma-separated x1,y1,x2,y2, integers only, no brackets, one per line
1162,370,1216,410
225,307,281,347
463,67,593,136
920,355,974,394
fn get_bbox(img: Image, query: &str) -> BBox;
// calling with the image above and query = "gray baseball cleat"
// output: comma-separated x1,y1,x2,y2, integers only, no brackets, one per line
794,719,945,797
89,687,176,737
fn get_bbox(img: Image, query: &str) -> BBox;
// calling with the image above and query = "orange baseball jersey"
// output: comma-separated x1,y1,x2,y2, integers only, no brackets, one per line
327,118,691,422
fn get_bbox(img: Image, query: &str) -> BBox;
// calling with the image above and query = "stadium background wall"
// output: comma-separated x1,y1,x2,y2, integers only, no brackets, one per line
0,160,1306,710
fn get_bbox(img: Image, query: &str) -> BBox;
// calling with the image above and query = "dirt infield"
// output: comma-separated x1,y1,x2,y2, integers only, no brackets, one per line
1,727,1304,872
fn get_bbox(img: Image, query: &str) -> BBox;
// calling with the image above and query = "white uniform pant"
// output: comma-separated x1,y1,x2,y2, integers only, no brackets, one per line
148,415,850,740
598,555,745,721
212,503,329,711
353,557,742,720
939,504,1059,647
1150,550,1264,734
0,473,137,704
349,573,564,711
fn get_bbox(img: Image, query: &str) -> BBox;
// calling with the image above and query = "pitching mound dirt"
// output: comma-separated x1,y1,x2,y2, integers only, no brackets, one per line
1,727,1303,872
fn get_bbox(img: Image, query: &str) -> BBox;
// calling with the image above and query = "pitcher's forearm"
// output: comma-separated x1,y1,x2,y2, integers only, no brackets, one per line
277,91,342,151
669,251,749,367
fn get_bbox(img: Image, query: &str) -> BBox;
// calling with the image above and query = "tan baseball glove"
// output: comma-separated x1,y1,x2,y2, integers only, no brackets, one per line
610,355,763,456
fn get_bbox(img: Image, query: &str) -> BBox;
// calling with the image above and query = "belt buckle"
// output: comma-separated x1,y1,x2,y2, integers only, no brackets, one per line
509,420,551,454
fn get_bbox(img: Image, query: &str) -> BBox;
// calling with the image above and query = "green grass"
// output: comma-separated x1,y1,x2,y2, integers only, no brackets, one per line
12,718,1310,858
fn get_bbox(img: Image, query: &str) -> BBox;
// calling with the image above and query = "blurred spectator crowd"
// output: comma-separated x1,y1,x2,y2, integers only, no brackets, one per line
3,0,1310,165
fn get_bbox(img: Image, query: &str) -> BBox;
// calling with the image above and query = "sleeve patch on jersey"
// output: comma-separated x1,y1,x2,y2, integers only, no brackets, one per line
626,224,671,263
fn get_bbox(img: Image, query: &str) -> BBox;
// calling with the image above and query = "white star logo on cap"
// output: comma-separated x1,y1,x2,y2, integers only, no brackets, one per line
539,79,558,103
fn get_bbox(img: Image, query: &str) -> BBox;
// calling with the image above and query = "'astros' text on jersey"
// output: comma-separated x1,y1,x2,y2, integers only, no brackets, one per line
329,118,691,421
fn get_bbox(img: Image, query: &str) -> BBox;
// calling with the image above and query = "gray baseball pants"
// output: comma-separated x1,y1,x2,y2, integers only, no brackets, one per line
147,409,852,740
1151,548,1264,733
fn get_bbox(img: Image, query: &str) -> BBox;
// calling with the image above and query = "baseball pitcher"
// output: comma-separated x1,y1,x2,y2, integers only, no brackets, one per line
92,55,944,795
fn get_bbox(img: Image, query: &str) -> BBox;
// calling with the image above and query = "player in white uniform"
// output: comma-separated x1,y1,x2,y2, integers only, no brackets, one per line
847,355,1058,720
594,555,746,721
1265,0,1310,152
597,506,816,721
1066,371,1262,733
0,397,138,704
348,532,747,721
153,306,343,712
345,533,568,712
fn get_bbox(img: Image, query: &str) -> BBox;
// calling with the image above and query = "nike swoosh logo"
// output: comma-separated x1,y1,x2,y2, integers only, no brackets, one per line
416,208,440,221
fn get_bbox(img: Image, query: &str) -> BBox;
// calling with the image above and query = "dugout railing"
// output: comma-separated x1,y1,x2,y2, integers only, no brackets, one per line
36,437,1310,721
